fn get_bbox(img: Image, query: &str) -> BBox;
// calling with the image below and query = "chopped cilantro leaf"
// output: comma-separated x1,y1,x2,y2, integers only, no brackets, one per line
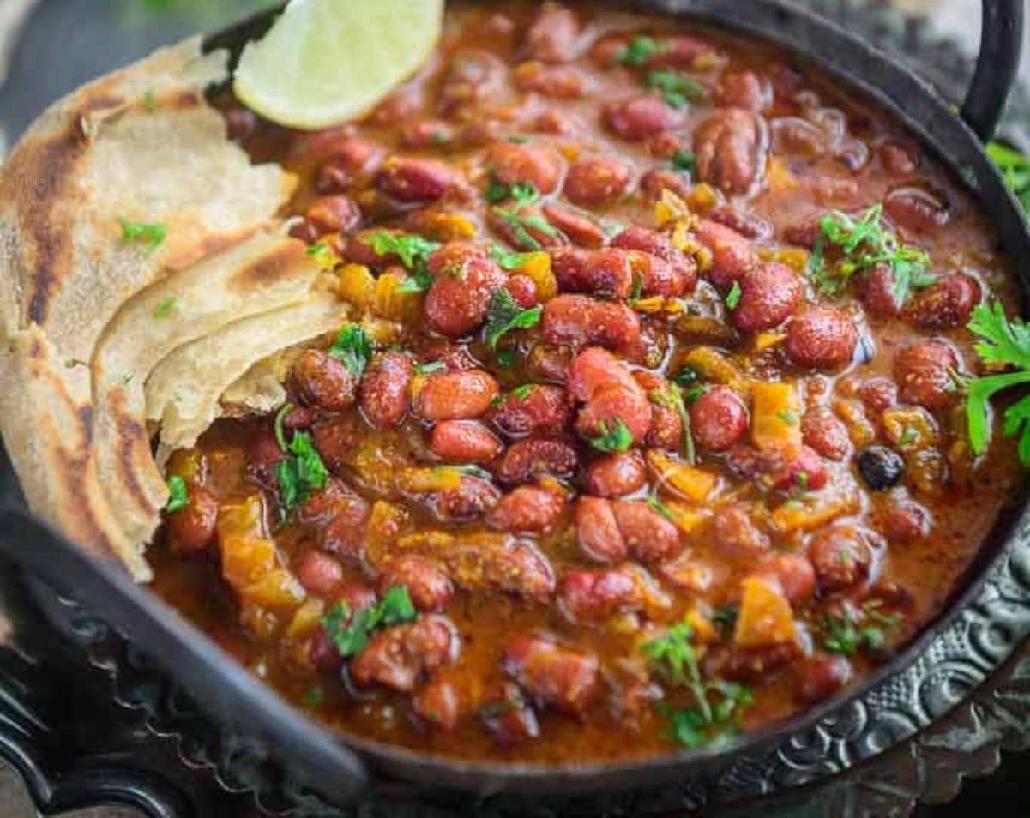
808,204,934,302
776,409,798,426
586,418,634,453
672,365,701,387
328,324,373,376
119,218,166,254
485,177,511,204
671,150,696,172
647,495,676,521
496,348,518,367
987,140,1030,212
321,584,419,654
414,360,446,376
490,185,557,251
645,69,706,108
306,241,338,270
823,605,900,655
683,384,709,404
364,231,440,270
484,289,542,348
724,281,741,310
490,243,534,271
394,267,435,293
617,35,662,66
964,301,1030,463
510,384,535,401
275,431,329,512
165,475,188,513
153,297,177,318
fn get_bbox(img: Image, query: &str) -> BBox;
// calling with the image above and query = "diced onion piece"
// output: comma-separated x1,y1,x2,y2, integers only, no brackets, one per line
286,598,325,638
733,575,797,647
338,263,375,308
750,381,802,453
646,449,717,502
515,252,557,301
217,495,267,540
770,490,859,533
221,535,277,589
241,568,306,608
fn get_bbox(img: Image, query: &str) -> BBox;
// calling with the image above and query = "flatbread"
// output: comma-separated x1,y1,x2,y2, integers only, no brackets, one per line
0,36,329,579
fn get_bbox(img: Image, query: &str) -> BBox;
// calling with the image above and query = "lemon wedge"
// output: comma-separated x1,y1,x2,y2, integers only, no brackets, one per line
233,0,444,130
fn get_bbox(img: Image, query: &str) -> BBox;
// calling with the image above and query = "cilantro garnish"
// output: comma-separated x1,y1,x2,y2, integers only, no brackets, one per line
153,297,177,318
646,495,676,521
510,384,535,401
165,475,188,513
364,231,439,269
671,150,696,172
328,324,373,376
586,418,634,453
273,402,329,513
321,585,417,657
823,603,900,655
414,360,446,376
306,241,337,270
119,218,166,254
483,289,542,348
964,301,1030,464
491,184,558,251
485,177,511,204
617,35,663,66
683,384,709,405
987,141,1030,212
776,409,798,426
724,281,741,310
642,619,753,748
496,349,518,368
649,385,697,464
808,204,935,302
672,365,701,387
645,69,706,108
490,243,534,271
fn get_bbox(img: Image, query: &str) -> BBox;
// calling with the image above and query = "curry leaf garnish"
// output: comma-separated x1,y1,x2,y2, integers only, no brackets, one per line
645,69,706,108
328,324,373,376
165,475,188,513
724,281,741,310
642,618,753,748
484,289,542,348
153,297,177,318
808,204,935,302
964,301,1030,463
586,418,634,453
321,585,417,658
119,218,166,254
987,141,1030,212
617,35,663,66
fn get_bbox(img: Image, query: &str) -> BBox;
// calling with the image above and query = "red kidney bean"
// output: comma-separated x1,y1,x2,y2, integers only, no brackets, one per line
308,628,343,672
694,108,766,194
612,225,697,295
690,386,749,453
808,526,874,592
359,352,413,430
412,677,461,731
640,168,692,201
495,436,578,484
502,634,599,716
785,307,859,370
311,414,361,473
793,654,852,704
758,553,816,605
771,117,828,157
612,500,684,563
708,205,773,241
716,70,770,110
704,643,801,683
524,2,580,62
514,61,590,98
542,295,642,351
576,497,628,562
534,109,580,136
298,479,370,557
479,685,541,747
440,538,555,597
801,407,850,461
488,384,571,437
506,274,540,308
730,262,801,333
569,346,638,398
378,555,454,612
440,51,505,116
857,377,898,413
559,564,652,621
426,241,489,276
526,344,573,384
575,384,652,445
894,340,960,410
418,369,500,421
541,204,606,248
167,486,218,553
488,141,563,194
429,420,503,463
417,340,480,373
859,263,903,317
694,219,755,291
563,155,631,206
550,247,634,298
351,617,455,692
604,96,687,141
295,550,344,596
247,425,286,488
904,273,981,329
880,141,919,176
344,228,406,267
882,498,931,543
486,485,566,533
424,253,508,335
584,451,646,497
306,195,362,236
781,216,821,249
769,445,829,493
649,34,716,68
282,405,318,431
487,203,565,251
711,503,770,558
883,186,949,235
420,476,502,523
647,130,689,160
290,349,357,412
377,157,460,204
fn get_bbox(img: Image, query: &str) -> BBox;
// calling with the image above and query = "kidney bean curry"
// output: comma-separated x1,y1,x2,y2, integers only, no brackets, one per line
152,1,1029,763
